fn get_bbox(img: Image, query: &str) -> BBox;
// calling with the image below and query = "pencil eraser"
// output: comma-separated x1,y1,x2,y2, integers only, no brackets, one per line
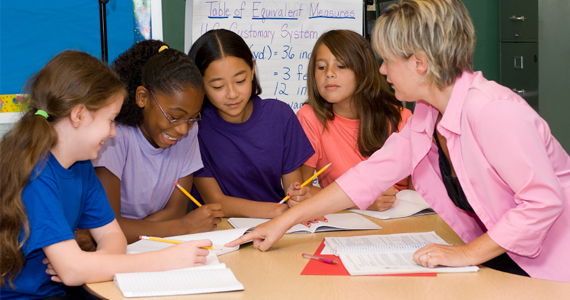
174,181,178,185
139,235,142,239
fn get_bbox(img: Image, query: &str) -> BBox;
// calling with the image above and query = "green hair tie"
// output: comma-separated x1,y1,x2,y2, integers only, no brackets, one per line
35,110,49,119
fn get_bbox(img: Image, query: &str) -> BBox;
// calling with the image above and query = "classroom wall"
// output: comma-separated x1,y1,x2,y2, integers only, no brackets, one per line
161,0,186,52
161,0,501,81
0,0,135,95
463,0,500,82
538,1,570,151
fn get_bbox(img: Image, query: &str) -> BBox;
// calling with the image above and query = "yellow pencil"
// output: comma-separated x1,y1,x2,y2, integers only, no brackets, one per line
139,236,216,250
278,162,332,205
174,181,202,207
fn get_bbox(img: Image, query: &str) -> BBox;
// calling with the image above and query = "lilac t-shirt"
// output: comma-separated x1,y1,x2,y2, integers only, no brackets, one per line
93,124,202,219
193,96,314,204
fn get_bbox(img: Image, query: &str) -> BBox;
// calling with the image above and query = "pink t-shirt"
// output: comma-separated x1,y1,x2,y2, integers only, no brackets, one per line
297,104,412,189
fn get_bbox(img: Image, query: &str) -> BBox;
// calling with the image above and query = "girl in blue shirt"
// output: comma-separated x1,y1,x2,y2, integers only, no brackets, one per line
0,50,212,299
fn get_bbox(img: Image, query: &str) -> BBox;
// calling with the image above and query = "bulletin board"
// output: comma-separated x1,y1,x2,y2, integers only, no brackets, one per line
191,1,363,112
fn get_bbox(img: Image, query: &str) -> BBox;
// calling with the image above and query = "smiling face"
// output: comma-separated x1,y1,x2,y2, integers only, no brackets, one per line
314,44,357,110
137,83,203,148
202,56,255,123
79,93,124,160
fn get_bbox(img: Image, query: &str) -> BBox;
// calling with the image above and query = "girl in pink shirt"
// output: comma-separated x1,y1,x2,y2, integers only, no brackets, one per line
229,0,570,282
294,30,412,211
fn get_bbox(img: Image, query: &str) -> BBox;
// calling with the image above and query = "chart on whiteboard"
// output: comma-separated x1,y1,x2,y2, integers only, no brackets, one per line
192,1,363,112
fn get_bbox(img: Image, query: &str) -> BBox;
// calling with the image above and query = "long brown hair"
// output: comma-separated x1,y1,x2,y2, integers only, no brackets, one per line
306,30,403,157
0,50,125,287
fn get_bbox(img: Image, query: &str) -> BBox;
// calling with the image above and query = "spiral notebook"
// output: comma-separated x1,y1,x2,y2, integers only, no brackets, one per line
323,231,479,276
114,263,244,297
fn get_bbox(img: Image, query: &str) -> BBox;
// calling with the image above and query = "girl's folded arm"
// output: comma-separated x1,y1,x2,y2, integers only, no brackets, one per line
194,176,288,218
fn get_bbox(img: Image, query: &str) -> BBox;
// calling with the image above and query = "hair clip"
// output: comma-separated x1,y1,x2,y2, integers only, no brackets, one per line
158,45,169,53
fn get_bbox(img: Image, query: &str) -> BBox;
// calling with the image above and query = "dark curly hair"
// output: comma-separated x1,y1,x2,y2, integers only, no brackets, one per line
188,29,261,108
111,40,204,126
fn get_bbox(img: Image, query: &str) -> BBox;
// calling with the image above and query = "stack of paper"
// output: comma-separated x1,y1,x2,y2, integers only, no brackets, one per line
323,231,479,275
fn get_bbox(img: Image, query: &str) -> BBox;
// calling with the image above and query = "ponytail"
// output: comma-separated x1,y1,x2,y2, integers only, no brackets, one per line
0,50,125,287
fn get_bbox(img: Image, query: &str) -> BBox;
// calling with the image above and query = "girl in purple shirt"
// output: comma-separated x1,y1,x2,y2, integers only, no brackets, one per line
188,29,315,218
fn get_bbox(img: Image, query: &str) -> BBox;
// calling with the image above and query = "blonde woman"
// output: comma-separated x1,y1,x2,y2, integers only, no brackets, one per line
229,0,570,283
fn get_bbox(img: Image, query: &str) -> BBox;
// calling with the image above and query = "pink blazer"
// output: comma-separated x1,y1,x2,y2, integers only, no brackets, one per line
337,71,570,282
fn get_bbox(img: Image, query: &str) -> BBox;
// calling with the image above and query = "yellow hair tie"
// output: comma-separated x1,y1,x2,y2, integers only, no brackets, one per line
158,45,169,53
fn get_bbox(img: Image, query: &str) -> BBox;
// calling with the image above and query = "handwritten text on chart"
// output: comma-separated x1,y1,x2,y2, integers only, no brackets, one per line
194,0,362,112
249,44,311,62
206,2,356,21
200,22,319,44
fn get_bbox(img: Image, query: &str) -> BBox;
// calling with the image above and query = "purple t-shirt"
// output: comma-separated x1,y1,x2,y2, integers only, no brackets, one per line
193,96,314,204
93,124,202,219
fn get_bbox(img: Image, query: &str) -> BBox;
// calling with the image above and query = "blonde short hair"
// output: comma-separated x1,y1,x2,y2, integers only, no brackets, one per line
372,0,475,89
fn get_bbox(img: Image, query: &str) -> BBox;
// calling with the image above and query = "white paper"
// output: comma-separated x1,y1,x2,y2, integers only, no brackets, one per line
127,228,250,255
114,267,244,297
321,231,447,255
340,252,479,275
228,213,381,234
349,190,435,220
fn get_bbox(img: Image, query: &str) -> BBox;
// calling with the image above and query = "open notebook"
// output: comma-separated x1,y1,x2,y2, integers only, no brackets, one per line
228,213,381,233
322,231,479,275
349,190,435,220
114,263,244,297
126,228,251,255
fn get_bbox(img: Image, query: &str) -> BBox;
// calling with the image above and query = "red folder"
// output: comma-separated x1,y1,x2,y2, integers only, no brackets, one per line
300,239,436,277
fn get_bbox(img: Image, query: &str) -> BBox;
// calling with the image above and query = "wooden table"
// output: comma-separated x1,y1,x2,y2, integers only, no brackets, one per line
85,214,570,299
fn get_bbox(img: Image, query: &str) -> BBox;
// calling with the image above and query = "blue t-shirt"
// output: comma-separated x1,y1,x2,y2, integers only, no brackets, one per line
1,153,115,299
192,97,314,204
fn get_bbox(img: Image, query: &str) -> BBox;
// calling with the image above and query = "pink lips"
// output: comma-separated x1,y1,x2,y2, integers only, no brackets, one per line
226,101,242,108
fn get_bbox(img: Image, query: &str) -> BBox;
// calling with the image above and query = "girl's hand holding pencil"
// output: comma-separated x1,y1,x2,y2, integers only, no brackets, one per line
281,163,331,226
174,181,225,232
283,182,312,208
285,182,328,226
279,163,331,206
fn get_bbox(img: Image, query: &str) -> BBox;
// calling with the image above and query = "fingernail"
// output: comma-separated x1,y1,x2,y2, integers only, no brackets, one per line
287,193,290,196
324,217,328,222
296,184,300,188
306,222,311,227
314,219,319,222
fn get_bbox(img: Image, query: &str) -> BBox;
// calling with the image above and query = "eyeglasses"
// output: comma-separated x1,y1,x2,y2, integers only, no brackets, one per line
148,89,201,124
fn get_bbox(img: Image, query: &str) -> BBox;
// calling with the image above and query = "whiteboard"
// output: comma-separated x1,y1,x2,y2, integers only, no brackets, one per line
190,1,363,112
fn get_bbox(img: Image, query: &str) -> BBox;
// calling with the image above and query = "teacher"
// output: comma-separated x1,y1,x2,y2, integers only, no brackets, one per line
228,0,570,283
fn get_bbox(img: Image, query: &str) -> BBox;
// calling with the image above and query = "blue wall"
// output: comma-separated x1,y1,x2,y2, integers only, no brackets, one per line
0,0,135,95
